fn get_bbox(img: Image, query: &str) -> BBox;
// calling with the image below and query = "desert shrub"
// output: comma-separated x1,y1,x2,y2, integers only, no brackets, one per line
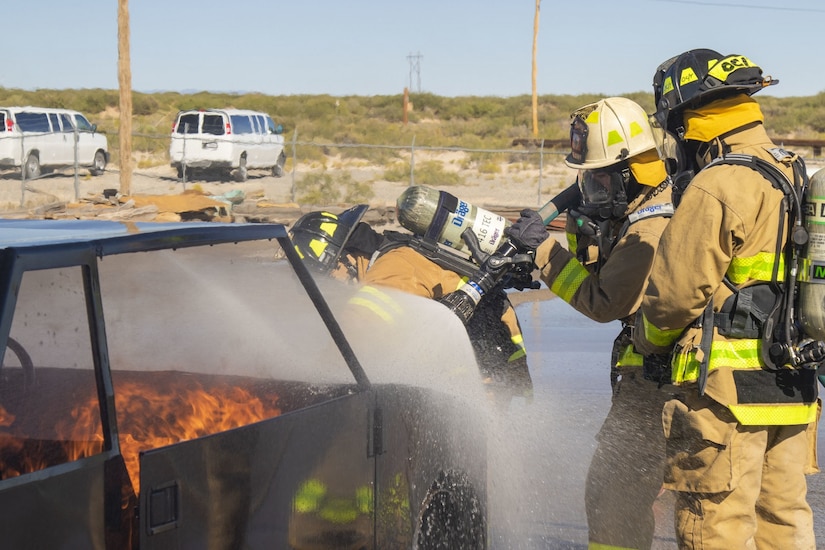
296,172,340,205
338,144,399,164
3,88,823,170
343,177,375,203
74,89,119,114
477,159,502,174
296,171,373,205
294,144,327,164
383,162,409,183
413,160,462,187
132,94,159,116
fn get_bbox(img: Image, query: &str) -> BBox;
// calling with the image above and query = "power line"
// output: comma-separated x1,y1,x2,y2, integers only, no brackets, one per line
407,52,422,93
654,0,825,13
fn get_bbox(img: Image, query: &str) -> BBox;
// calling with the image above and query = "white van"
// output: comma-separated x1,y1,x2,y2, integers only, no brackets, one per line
0,107,109,179
169,109,286,181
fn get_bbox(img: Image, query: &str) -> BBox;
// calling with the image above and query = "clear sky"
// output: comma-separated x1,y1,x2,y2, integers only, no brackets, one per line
2,0,823,98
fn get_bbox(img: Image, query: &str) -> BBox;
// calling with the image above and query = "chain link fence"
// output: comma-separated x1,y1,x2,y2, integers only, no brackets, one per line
0,128,109,206
4,128,578,208
7,128,825,209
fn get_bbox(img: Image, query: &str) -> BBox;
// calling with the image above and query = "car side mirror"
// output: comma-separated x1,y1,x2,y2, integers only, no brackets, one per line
274,124,283,135
91,123,97,133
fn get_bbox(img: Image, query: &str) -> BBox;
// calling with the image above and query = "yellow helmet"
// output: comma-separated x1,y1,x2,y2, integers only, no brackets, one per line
565,97,659,171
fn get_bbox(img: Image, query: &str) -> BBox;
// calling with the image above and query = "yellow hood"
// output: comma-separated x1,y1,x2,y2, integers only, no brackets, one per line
629,149,667,186
683,94,764,142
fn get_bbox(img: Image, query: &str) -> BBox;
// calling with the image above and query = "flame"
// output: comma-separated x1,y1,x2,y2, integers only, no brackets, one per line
113,375,282,493
0,372,281,494
0,395,104,479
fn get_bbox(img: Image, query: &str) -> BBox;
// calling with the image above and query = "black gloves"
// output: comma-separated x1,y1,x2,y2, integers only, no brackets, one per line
505,209,548,252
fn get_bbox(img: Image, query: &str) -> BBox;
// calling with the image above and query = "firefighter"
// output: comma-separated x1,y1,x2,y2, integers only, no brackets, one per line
633,49,819,549
504,96,675,549
289,205,533,404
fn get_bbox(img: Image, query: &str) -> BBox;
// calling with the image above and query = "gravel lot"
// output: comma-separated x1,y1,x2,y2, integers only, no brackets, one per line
0,160,573,227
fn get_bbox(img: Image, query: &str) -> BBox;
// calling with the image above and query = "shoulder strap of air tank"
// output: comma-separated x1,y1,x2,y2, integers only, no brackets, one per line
704,149,803,199
373,230,413,256
370,231,479,279
700,149,811,372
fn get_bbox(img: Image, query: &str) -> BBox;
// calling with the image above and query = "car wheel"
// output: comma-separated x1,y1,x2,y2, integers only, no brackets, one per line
235,156,248,182
272,151,286,178
24,153,41,180
89,150,107,176
414,469,486,550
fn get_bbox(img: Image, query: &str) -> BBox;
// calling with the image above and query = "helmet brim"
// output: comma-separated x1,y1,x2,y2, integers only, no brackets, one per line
326,204,369,267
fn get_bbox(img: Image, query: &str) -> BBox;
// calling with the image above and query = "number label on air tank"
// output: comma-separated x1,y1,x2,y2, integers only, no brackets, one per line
441,200,509,255
803,197,825,222
473,213,505,251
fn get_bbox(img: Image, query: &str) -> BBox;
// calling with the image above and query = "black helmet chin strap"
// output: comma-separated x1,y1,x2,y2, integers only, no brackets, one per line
338,254,360,280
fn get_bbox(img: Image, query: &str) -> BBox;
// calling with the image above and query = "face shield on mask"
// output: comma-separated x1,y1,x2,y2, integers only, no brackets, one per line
577,168,628,220
569,167,630,259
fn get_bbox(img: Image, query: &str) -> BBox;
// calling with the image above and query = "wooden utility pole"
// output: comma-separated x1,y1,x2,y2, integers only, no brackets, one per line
117,0,133,195
403,87,409,125
531,0,541,137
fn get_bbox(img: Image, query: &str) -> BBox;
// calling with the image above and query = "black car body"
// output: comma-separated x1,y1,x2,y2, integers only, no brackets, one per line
0,220,487,549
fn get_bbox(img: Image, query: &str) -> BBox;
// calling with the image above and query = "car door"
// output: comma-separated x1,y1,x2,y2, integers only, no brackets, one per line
252,114,266,166
84,237,379,548
0,256,136,549
47,113,66,166
229,114,259,168
139,391,376,549
254,114,273,166
72,113,98,165
53,112,76,166
15,111,60,169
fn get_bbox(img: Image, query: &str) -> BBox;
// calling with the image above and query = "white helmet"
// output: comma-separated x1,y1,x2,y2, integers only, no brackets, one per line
565,97,659,170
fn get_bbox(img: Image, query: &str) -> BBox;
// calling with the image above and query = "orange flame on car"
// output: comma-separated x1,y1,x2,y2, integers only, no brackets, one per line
0,373,281,494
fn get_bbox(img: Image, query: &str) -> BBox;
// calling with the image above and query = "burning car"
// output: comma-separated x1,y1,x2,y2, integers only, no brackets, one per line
0,220,488,549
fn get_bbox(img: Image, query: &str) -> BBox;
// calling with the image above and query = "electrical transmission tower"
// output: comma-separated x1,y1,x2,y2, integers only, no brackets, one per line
407,52,422,93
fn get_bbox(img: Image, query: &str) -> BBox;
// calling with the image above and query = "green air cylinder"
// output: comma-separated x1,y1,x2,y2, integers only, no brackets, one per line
799,168,825,340
396,185,510,256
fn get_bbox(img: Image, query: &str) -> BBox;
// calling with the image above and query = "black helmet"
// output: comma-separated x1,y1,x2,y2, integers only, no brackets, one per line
652,49,778,134
289,204,369,274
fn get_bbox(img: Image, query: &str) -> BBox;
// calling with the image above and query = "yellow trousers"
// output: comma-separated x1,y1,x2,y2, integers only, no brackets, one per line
662,392,817,549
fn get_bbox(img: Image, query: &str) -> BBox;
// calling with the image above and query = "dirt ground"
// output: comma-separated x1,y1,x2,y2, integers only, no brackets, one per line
0,159,573,226
6,153,823,227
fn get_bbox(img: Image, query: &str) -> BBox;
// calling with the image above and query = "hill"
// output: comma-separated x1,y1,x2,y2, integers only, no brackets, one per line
1,88,824,169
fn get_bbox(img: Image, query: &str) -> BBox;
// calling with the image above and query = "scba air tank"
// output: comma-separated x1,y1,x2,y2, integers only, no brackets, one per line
396,185,510,255
799,168,825,341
